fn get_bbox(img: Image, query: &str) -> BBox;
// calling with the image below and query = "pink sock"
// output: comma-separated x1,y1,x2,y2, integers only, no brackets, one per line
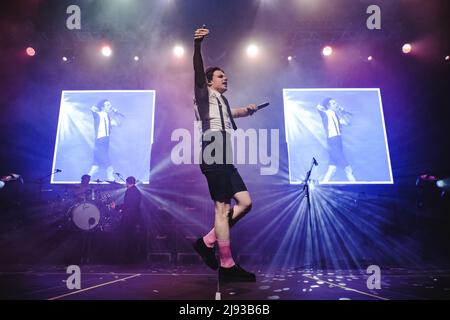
203,228,216,248
217,239,235,268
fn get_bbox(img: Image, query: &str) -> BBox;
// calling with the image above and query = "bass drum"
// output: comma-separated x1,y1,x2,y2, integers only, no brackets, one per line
99,206,123,232
71,202,101,231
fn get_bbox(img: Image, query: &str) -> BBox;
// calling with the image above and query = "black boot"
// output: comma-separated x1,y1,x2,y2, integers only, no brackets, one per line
219,264,256,283
192,238,219,270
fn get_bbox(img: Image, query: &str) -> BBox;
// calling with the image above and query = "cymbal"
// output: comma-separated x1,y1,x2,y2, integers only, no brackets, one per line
105,180,122,185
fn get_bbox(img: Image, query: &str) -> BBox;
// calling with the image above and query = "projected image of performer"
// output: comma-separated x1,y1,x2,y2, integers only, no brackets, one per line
317,97,356,182
191,26,259,283
88,99,122,181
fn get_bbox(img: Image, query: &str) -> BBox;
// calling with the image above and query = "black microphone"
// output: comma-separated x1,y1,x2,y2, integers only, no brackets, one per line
248,102,270,115
55,169,62,173
257,102,270,110
112,109,125,117
312,157,318,166
338,105,353,115
114,172,122,176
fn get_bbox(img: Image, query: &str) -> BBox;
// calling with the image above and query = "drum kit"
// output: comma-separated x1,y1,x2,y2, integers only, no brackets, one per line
66,180,123,232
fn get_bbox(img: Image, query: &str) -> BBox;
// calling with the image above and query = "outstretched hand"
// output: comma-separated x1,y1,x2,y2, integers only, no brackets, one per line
194,27,209,41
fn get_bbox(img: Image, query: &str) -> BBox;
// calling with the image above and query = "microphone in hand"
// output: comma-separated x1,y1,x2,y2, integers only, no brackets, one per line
337,105,352,115
112,109,125,117
257,102,270,110
312,157,318,166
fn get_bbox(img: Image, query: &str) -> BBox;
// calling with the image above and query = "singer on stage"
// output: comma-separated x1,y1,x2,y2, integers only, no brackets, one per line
317,97,356,182
191,26,259,283
88,99,121,182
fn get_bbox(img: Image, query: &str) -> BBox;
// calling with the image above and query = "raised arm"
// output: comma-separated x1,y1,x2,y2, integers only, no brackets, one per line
193,27,209,89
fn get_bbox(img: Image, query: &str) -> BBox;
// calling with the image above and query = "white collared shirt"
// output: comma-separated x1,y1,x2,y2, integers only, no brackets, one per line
324,109,341,138
96,111,110,138
194,88,233,132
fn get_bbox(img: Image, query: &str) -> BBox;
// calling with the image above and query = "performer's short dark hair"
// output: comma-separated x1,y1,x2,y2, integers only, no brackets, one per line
205,67,224,82
126,176,136,185
321,97,334,109
96,99,110,110
81,174,90,181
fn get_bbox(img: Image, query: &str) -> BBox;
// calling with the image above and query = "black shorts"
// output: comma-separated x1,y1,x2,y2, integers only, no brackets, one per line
327,136,349,167
202,165,248,202
93,136,111,167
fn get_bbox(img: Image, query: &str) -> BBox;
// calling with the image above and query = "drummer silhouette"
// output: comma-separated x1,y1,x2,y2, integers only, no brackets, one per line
74,174,93,202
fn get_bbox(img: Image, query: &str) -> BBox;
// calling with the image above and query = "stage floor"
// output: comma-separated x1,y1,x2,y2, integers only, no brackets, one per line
1,265,450,300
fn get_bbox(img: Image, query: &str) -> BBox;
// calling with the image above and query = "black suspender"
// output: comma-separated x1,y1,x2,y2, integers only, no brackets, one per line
216,97,226,131
216,95,237,131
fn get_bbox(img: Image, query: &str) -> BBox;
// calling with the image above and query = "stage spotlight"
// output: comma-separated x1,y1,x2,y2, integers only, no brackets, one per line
246,44,259,57
402,43,412,54
134,56,139,61
368,55,373,61
445,55,449,61
436,178,450,190
322,46,333,57
101,45,112,57
287,55,293,61
26,47,36,56
62,56,68,62
308,180,316,191
173,45,185,57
